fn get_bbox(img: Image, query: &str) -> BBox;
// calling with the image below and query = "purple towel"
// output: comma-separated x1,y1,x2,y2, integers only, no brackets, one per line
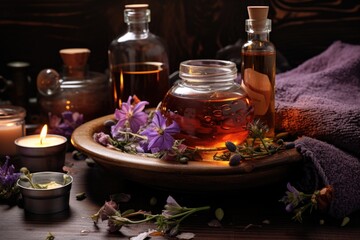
275,41,360,218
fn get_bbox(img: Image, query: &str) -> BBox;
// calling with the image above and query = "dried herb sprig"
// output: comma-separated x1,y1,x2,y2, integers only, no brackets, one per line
91,195,210,236
279,183,333,222
214,119,295,165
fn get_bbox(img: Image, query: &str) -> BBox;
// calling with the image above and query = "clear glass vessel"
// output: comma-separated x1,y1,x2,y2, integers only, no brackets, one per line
161,60,254,151
108,4,170,108
0,105,26,156
37,49,111,122
241,17,276,138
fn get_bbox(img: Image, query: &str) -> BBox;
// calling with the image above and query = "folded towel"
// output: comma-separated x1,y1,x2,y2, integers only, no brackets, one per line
275,41,360,218
276,41,360,157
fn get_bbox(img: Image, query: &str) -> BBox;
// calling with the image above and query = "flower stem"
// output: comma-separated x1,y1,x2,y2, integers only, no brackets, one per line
168,206,210,220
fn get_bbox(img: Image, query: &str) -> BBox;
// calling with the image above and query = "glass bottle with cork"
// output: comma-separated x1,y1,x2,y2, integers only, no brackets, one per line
108,4,170,108
241,6,276,138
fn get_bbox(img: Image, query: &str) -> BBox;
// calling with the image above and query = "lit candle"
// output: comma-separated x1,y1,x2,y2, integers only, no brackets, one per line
0,106,26,156
15,125,66,148
15,125,67,172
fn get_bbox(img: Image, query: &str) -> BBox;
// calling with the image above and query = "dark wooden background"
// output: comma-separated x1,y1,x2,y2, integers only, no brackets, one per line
0,0,359,100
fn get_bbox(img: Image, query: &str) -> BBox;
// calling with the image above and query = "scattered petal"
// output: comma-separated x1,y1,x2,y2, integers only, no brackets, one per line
243,224,262,231
262,219,270,225
76,192,87,201
341,217,350,227
130,231,149,240
130,229,157,240
208,219,222,228
176,232,195,239
85,158,96,167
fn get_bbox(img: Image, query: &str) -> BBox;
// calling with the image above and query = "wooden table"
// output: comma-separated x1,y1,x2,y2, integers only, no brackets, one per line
1,153,359,239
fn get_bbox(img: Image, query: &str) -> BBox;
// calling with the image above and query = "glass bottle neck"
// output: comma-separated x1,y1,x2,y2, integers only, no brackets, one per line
127,22,149,34
247,32,269,41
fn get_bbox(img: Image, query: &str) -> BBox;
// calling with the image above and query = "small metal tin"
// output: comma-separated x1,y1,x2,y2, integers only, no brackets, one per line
17,172,73,214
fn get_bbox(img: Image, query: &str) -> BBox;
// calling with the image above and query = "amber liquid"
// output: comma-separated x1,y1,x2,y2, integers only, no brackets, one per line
111,62,169,108
161,92,253,150
241,51,276,137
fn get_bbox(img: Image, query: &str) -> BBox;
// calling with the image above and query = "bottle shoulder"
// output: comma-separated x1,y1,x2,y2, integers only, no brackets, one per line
242,40,276,52
109,33,166,50
111,32,163,43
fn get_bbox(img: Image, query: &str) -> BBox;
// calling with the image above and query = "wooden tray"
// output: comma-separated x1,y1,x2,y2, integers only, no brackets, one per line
71,115,303,192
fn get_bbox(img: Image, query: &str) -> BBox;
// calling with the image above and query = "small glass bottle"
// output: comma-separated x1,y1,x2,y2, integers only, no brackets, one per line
161,60,254,151
241,6,276,138
0,105,26,157
108,4,170,108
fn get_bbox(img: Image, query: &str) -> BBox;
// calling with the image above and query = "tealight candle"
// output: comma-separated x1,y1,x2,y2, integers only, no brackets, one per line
0,106,26,156
15,125,67,172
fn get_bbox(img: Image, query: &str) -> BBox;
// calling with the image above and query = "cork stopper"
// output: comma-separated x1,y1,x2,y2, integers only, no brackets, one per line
125,4,148,9
59,48,90,78
247,6,269,32
59,48,90,68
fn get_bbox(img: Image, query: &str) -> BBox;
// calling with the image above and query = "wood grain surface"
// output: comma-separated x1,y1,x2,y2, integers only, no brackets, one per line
1,153,360,239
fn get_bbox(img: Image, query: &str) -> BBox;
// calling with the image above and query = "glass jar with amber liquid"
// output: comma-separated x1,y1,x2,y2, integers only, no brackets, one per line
241,6,276,138
108,4,169,108
161,60,254,152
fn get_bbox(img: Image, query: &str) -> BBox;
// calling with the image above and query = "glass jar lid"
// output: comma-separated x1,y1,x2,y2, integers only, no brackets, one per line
0,105,26,122
179,59,237,83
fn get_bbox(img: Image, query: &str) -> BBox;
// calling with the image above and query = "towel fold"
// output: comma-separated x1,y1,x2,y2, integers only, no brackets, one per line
275,41,360,218
295,137,360,218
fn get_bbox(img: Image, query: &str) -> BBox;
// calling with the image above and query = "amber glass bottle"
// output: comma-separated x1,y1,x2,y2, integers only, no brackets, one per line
108,4,170,108
241,6,276,138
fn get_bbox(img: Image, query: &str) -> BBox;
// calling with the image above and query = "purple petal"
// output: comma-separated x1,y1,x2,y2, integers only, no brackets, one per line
93,132,111,146
133,100,149,114
129,111,148,132
61,111,74,122
152,111,165,128
101,200,118,221
164,121,180,135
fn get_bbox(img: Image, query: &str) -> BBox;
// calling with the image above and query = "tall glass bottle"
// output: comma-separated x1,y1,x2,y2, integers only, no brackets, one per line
108,4,170,108
241,6,276,138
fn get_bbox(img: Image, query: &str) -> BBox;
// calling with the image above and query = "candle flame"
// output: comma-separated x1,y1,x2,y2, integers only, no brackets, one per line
40,124,48,145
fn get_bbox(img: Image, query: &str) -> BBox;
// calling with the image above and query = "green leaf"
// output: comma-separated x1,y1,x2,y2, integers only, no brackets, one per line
215,208,224,221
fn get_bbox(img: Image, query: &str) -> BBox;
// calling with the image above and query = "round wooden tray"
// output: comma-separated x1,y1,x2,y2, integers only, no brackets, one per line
71,115,303,192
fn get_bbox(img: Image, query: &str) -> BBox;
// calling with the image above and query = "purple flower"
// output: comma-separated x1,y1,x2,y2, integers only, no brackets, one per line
0,157,20,188
0,156,20,200
280,182,303,213
162,196,184,218
141,111,180,153
111,96,149,138
93,132,111,146
48,111,84,138
91,200,119,223
101,200,119,221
